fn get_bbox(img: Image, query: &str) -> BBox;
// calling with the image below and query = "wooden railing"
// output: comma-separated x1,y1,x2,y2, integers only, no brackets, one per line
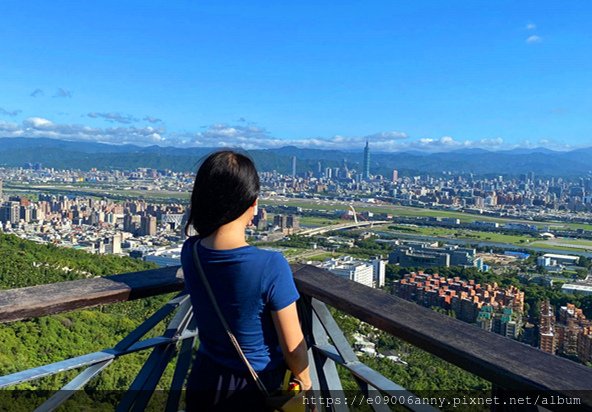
0,265,591,411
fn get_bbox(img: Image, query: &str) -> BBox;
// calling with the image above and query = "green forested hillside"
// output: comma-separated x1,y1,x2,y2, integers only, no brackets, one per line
0,233,175,410
0,233,155,289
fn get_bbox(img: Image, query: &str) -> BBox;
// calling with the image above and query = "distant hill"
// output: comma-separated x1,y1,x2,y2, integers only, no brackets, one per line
0,137,590,177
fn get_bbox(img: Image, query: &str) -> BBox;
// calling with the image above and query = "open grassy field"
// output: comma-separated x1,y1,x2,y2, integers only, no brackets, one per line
387,224,539,246
260,198,592,232
530,238,592,252
5,183,191,202
297,216,340,227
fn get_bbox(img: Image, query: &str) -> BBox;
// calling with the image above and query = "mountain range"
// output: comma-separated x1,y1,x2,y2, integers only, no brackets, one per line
0,137,590,177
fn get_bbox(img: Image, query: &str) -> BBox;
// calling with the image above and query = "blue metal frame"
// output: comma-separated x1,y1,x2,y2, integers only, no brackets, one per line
1,293,439,411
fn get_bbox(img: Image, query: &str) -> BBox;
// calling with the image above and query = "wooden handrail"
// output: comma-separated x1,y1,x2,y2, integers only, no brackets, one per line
0,266,184,323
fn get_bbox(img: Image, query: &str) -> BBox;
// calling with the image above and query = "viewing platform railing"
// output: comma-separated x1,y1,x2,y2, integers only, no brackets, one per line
0,265,591,411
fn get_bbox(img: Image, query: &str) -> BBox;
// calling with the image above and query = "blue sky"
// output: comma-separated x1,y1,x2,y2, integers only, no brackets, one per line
0,1,590,151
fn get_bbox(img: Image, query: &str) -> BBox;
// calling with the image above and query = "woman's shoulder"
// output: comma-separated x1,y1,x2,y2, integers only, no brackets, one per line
180,236,199,256
181,237,286,262
250,246,288,263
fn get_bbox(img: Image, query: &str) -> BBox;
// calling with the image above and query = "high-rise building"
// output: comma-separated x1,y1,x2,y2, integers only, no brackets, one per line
140,215,157,236
371,257,386,288
363,140,370,179
391,169,398,183
111,233,123,254
253,208,268,231
539,300,556,354
286,215,300,230
0,179,3,200
291,156,297,178
273,214,288,230
0,201,20,224
19,206,32,223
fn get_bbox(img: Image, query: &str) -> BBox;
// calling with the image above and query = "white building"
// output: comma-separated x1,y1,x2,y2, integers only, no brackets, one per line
371,257,386,288
537,256,553,268
320,256,374,288
144,246,182,267
561,283,592,296
542,253,580,265
538,253,580,269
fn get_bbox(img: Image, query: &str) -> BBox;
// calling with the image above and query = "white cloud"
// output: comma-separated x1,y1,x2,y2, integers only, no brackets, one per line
0,116,569,152
24,117,54,129
190,125,407,151
440,136,454,145
0,120,20,134
4,117,166,145
412,136,504,151
526,35,542,44
364,131,408,141
175,124,506,152
526,23,536,30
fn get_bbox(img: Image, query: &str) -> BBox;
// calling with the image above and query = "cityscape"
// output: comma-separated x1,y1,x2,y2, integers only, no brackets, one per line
2,139,592,369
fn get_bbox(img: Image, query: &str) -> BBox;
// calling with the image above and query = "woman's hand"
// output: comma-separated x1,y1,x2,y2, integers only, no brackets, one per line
271,302,312,390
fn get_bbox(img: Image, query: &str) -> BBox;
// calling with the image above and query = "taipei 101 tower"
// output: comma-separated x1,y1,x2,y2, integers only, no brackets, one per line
363,139,370,180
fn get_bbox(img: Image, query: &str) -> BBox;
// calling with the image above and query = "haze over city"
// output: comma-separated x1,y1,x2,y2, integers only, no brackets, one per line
1,1,591,151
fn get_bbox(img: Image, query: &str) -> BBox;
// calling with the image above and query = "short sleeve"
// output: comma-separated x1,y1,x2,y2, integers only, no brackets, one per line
264,253,300,311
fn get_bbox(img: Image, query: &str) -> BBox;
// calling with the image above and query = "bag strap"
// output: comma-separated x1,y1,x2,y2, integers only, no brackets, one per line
192,240,270,396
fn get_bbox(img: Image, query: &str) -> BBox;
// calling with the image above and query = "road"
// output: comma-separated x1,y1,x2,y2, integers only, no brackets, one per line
299,220,390,236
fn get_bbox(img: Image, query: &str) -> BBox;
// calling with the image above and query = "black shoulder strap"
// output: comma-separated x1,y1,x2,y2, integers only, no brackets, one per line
191,240,269,396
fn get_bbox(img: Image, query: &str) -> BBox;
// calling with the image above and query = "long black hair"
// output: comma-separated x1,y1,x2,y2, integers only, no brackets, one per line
185,150,260,238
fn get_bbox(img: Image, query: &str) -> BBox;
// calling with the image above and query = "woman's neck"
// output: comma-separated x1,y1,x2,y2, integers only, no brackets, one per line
201,220,249,250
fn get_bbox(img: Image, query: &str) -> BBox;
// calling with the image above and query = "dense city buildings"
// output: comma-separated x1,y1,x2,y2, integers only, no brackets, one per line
538,300,592,363
4,152,592,227
0,193,187,256
393,272,524,327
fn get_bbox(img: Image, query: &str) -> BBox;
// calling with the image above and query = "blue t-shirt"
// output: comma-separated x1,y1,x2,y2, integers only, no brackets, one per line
180,236,300,373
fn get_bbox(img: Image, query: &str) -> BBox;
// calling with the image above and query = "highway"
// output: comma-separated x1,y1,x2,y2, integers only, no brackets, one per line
298,220,390,237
